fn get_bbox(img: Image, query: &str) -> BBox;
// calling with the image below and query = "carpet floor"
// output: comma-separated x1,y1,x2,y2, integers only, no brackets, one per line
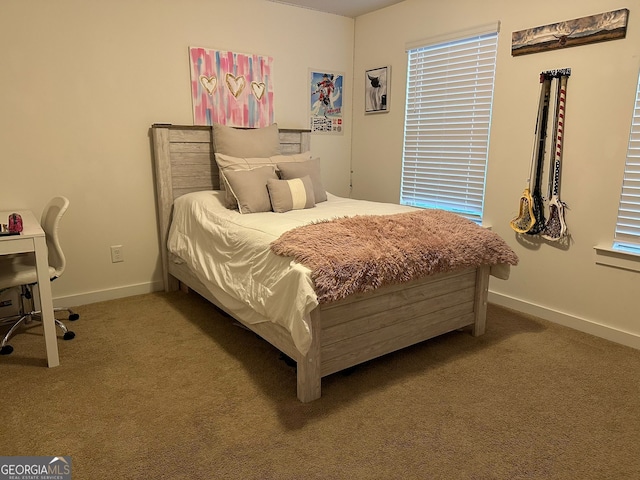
1,291,639,479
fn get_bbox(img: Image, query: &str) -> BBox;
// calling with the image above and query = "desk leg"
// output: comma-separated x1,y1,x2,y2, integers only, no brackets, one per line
34,236,60,367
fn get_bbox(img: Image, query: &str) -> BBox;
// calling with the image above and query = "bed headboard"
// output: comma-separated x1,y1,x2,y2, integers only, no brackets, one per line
150,123,311,289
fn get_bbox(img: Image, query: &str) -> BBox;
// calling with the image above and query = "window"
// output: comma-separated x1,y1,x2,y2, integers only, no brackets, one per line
401,24,499,224
613,69,640,255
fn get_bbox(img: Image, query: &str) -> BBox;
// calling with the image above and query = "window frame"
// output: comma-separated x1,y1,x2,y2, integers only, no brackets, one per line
594,67,640,272
612,67,640,256
400,23,500,225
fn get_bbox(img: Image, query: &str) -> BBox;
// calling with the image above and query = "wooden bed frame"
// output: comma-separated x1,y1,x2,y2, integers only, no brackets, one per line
151,124,491,402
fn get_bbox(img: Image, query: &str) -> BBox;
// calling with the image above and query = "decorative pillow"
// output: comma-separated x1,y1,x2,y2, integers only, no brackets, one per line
216,151,312,176
267,176,316,213
270,151,313,164
215,151,315,209
215,152,277,171
215,153,278,208
276,158,327,203
212,123,281,158
222,166,278,214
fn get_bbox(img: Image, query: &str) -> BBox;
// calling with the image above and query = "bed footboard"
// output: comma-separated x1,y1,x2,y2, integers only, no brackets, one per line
170,261,490,403
296,265,490,402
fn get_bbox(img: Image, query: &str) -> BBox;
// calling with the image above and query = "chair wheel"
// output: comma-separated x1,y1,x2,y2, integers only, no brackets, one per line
68,313,80,321
0,345,14,355
63,331,75,340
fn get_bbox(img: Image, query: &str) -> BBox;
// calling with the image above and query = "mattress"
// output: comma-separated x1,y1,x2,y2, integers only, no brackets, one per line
167,191,418,355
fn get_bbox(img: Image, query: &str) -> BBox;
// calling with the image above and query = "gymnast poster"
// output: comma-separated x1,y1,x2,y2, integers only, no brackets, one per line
309,70,344,134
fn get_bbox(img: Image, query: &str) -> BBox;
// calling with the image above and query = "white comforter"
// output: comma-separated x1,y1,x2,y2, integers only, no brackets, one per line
167,191,417,355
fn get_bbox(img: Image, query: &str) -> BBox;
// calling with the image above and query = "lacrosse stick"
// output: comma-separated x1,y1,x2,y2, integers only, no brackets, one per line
509,186,535,233
510,74,551,233
541,74,569,240
526,74,552,235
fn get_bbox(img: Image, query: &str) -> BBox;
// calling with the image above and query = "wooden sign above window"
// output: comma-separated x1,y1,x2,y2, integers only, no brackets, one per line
512,9,629,56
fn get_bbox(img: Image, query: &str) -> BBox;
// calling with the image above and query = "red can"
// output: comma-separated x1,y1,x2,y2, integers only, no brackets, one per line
8,213,23,233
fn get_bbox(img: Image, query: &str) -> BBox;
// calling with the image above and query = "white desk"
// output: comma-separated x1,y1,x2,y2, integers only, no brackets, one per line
0,210,59,367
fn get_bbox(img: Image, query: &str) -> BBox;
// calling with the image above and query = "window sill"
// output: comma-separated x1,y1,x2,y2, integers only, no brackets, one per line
594,245,640,273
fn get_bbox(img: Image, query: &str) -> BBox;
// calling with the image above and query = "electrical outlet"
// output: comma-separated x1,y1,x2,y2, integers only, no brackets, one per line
110,245,124,263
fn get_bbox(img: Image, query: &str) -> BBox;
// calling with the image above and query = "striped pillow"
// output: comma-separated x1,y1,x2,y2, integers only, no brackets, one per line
267,176,316,213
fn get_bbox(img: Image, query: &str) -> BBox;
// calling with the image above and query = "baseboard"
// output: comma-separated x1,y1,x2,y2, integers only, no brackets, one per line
53,280,164,308
52,283,640,351
488,291,640,351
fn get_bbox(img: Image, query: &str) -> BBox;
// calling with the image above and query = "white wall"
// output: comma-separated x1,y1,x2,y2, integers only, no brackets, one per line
352,0,640,347
0,0,354,304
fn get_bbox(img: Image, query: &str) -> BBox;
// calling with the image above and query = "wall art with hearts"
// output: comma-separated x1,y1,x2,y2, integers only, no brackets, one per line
189,47,274,127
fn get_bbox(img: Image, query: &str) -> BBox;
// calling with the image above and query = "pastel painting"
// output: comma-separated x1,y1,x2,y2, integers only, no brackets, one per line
512,9,629,56
189,47,274,127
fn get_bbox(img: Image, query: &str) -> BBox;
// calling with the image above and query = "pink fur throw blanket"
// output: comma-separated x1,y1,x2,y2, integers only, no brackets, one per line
270,209,519,304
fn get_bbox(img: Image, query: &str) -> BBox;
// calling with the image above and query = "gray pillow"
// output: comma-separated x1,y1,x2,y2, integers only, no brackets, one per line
222,166,278,214
276,158,327,202
215,152,277,207
215,151,314,209
212,123,281,157
267,176,316,213
270,151,312,164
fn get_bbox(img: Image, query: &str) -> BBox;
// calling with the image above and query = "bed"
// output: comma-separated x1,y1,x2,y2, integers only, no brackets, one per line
151,123,517,402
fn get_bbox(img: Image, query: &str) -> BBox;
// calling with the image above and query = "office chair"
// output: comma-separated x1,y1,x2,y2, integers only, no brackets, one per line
0,196,79,355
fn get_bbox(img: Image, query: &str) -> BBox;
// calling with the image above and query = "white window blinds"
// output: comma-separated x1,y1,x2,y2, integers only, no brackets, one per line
401,29,498,224
614,70,640,255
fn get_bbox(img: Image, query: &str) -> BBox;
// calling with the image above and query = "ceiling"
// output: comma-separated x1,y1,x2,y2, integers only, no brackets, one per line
266,0,405,18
